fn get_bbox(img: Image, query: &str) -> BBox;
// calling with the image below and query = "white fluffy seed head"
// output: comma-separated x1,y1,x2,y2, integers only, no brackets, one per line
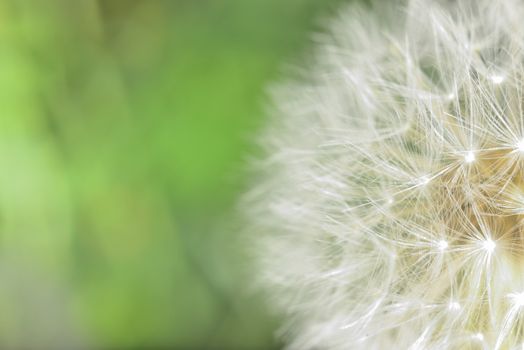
245,0,524,349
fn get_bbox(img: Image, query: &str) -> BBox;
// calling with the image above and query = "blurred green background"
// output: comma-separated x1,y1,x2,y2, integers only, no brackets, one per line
0,0,344,348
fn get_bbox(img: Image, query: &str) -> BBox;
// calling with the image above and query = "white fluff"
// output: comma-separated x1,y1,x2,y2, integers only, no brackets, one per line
246,0,524,349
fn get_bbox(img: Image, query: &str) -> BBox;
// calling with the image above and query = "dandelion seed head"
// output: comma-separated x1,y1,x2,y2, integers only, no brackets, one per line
247,0,524,348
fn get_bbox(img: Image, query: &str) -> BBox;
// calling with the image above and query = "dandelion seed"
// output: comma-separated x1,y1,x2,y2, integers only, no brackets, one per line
417,175,431,187
474,333,485,342
448,301,460,311
516,139,524,153
483,239,496,254
509,292,524,307
464,151,475,164
490,74,505,84
437,240,448,251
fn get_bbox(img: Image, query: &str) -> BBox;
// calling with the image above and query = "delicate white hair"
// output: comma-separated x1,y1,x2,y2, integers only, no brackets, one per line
246,0,524,348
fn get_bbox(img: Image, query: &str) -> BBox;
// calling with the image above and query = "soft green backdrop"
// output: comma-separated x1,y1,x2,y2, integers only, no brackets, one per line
0,0,345,348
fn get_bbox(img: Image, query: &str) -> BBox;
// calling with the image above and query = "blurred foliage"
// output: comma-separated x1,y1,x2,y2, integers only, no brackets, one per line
0,0,344,348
